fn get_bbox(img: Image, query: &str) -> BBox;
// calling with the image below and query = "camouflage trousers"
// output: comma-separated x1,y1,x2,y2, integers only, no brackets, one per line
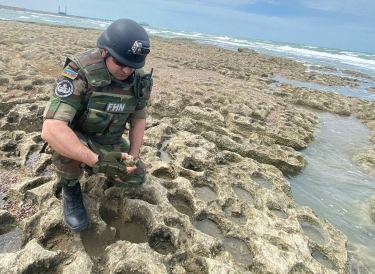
52,131,130,187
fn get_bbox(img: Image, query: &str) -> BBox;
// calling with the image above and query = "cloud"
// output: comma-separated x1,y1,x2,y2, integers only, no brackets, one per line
299,0,375,16
1,0,374,52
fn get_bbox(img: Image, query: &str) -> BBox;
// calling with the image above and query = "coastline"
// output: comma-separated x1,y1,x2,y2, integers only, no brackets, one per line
0,4,57,14
0,4,113,22
0,19,374,273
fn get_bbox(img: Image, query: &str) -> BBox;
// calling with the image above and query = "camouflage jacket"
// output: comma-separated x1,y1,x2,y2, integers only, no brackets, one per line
43,49,152,145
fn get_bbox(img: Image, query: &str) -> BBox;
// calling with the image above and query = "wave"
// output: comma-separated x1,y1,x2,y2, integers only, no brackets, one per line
1,8,374,75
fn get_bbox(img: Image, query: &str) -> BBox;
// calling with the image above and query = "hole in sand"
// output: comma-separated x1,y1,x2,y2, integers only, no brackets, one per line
148,228,177,255
232,186,254,203
168,193,194,217
223,237,253,266
194,186,217,202
99,207,147,244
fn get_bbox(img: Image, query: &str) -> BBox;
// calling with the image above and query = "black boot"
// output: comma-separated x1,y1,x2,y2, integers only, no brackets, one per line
62,183,88,232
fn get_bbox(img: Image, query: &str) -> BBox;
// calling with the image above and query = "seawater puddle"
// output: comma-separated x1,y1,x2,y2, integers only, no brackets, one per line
168,194,194,218
251,177,272,189
223,237,253,266
271,75,375,101
288,112,375,272
306,67,375,84
194,219,253,267
0,173,21,254
0,227,22,254
233,186,254,203
194,218,222,238
311,250,336,271
194,186,217,202
158,134,176,162
99,207,147,244
25,151,41,167
299,222,329,246
223,206,247,224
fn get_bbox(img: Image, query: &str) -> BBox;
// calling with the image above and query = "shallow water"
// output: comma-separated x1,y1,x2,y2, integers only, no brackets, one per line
288,112,375,272
194,219,253,267
233,186,254,202
158,136,174,162
194,186,217,202
272,75,375,101
0,227,22,254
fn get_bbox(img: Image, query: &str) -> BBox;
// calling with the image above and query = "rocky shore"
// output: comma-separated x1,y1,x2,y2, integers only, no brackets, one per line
1,20,375,273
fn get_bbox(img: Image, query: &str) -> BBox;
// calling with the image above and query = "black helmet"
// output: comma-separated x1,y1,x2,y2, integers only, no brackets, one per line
97,18,150,69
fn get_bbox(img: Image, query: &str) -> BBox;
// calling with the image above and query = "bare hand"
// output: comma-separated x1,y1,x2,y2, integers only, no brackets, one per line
121,153,137,173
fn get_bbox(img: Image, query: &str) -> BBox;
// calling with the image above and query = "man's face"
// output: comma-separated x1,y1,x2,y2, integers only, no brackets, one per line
102,50,135,81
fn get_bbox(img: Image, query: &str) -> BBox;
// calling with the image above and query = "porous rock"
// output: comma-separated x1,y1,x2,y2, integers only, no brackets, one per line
0,20,366,273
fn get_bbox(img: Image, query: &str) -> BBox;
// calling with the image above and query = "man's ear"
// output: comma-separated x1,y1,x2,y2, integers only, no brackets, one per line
101,49,108,57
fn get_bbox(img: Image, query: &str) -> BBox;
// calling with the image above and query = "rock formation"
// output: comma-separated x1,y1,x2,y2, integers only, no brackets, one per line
1,20,375,273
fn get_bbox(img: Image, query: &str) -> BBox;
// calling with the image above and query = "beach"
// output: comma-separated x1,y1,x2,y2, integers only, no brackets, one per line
1,20,375,273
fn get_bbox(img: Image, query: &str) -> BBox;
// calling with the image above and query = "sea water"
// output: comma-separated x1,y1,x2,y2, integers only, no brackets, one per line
288,112,375,271
1,8,375,271
1,8,374,76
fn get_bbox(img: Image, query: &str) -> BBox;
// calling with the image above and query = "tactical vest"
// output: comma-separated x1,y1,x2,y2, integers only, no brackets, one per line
69,49,151,145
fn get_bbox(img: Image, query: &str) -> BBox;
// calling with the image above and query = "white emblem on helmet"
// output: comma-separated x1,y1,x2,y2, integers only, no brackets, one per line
55,79,74,97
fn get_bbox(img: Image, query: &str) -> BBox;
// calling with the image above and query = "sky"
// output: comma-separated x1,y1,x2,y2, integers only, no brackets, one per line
1,0,375,53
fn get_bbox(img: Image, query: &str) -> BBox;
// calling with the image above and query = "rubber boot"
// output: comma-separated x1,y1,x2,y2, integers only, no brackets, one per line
62,183,88,232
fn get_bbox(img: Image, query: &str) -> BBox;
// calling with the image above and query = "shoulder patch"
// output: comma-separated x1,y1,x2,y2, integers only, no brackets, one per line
61,67,78,80
55,79,74,97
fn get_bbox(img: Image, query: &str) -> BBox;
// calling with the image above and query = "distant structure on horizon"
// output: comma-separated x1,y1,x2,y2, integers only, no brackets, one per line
55,6,112,22
58,6,67,15
139,22,149,27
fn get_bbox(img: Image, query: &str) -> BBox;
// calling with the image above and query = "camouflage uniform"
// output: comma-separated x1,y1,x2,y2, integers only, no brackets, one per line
43,49,151,186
